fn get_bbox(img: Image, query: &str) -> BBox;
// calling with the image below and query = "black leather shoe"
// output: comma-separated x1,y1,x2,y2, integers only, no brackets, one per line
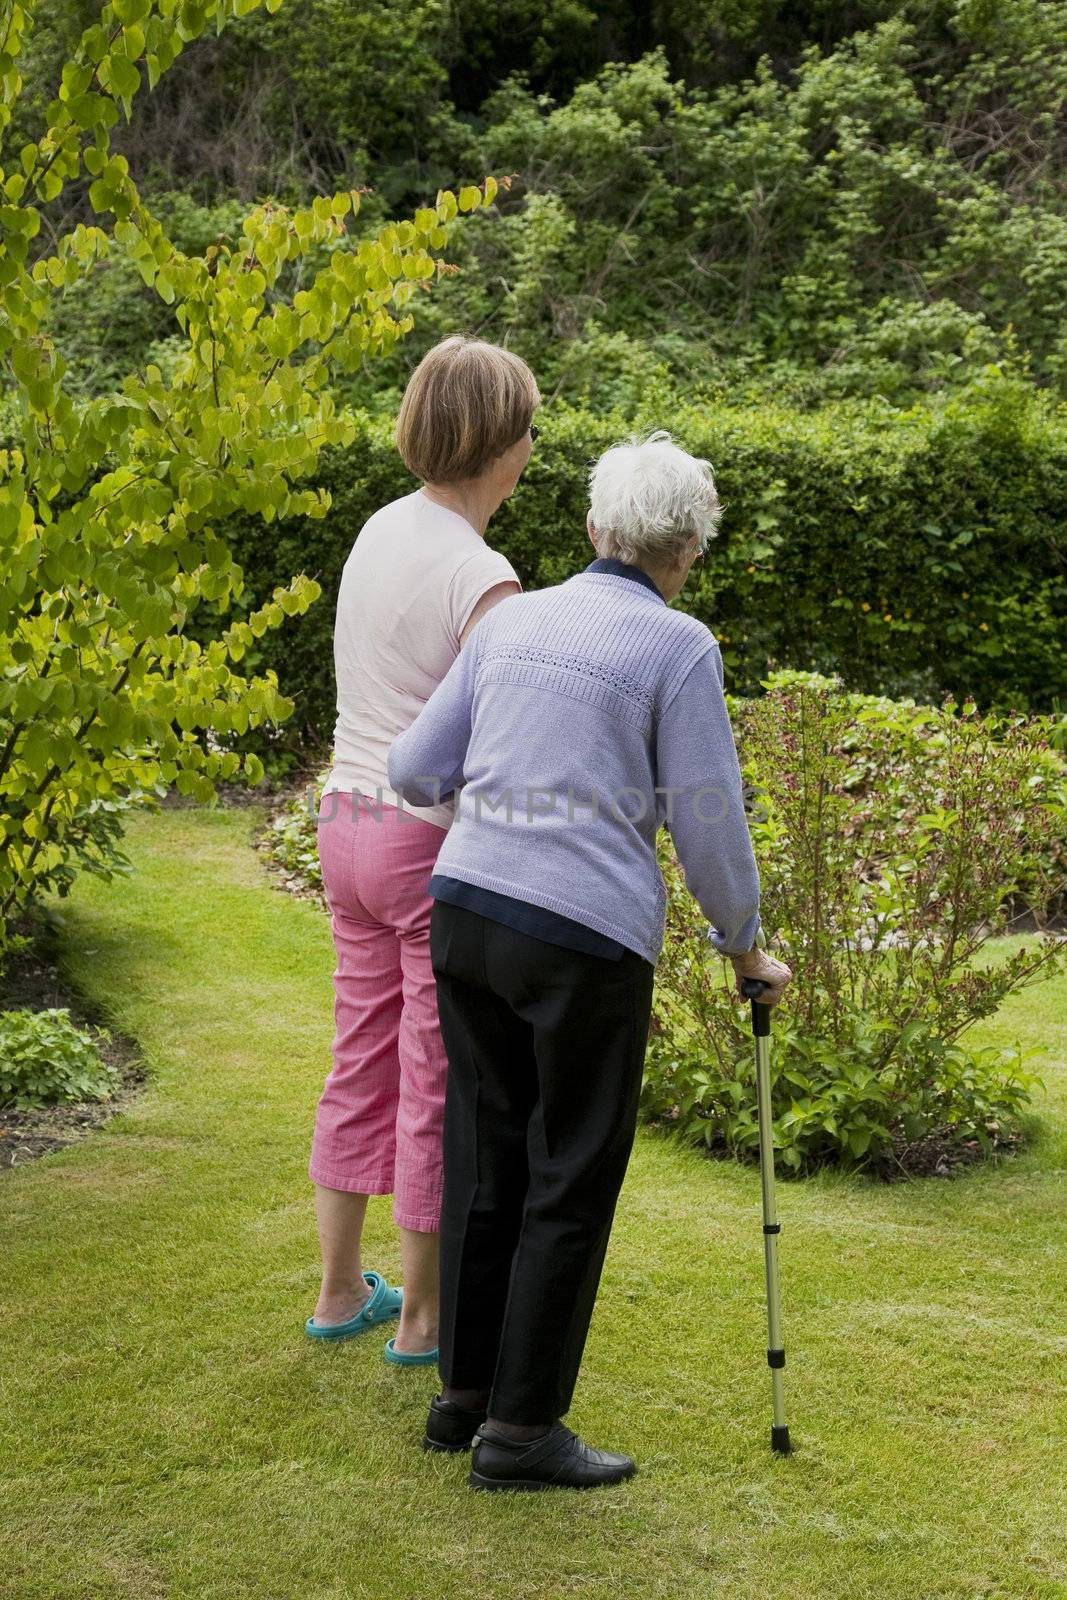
468,1421,637,1491
423,1394,490,1453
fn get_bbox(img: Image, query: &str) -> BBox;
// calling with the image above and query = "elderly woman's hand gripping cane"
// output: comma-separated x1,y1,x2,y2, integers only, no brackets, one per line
730,946,792,1007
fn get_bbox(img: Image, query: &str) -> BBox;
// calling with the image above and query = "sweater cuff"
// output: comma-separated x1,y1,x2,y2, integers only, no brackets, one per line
707,913,763,958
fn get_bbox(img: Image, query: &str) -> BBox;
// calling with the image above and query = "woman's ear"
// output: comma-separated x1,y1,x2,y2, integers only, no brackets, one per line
587,510,597,550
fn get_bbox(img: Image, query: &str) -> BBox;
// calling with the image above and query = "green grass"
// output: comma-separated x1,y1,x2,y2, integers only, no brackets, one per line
2,807,1065,1600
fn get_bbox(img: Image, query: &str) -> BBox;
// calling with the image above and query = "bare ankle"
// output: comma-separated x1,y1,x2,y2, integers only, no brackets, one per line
397,1296,435,1323
313,1277,370,1320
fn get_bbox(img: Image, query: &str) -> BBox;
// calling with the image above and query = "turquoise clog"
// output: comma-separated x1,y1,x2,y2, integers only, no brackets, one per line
305,1270,403,1342
383,1336,439,1366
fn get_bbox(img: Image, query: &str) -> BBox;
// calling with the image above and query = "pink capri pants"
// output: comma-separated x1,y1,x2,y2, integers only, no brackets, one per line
309,790,449,1232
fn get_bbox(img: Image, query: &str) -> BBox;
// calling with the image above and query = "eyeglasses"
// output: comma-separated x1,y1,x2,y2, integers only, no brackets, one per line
529,425,540,442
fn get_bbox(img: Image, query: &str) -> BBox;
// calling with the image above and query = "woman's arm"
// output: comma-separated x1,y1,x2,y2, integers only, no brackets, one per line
460,579,521,646
387,631,483,808
655,642,763,956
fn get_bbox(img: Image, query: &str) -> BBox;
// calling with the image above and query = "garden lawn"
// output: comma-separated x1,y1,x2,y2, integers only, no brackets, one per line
1,807,1065,1600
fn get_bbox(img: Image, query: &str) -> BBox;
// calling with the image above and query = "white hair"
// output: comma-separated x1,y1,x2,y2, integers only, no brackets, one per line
588,430,721,566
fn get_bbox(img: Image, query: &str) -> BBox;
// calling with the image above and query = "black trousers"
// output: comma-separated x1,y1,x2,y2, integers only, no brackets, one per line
429,898,656,1424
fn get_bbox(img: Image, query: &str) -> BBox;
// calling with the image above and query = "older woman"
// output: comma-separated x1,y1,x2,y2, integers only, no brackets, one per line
388,431,792,1488
305,336,539,1362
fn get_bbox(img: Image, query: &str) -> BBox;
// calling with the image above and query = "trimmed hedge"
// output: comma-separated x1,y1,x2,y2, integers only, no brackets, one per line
203,375,1067,750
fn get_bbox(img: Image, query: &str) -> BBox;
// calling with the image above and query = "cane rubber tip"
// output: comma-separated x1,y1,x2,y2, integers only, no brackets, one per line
771,1425,792,1455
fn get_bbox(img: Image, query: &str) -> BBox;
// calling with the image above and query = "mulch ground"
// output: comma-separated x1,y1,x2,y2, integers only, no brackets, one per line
866,1121,1022,1181
648,1104,1023,1183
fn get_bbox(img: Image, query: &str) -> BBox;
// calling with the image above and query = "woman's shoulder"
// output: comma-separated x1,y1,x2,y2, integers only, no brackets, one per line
359,489,422,532
351,491,490,566
660,603,718,653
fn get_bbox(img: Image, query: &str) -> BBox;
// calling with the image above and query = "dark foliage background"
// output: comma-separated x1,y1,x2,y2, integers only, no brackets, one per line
204,383,1067,753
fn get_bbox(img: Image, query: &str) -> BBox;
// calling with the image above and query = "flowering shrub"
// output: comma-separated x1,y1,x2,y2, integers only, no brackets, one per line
259,681,1065,1175
643,674,1066,1174
735,671,1067,923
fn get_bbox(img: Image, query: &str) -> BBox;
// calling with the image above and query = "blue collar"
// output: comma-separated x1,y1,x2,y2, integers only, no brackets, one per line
584,556,665,602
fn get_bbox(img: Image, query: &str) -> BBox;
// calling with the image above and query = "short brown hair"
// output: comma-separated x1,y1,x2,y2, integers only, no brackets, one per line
395,335,540,483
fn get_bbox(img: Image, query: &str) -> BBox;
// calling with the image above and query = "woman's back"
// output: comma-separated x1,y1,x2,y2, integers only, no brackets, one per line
389,560,762,965
325,489,520,829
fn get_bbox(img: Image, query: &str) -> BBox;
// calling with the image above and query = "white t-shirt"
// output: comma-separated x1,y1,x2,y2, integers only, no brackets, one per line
322,489,521,831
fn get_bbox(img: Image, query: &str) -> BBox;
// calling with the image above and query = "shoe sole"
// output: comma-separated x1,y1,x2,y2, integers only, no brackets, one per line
469,1469,635,1492
423,1435,478,1453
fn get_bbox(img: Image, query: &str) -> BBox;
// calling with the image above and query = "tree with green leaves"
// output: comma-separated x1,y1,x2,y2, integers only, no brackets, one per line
0,0,501,961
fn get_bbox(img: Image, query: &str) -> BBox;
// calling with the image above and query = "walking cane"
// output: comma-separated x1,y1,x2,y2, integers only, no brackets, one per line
740,976,791,1455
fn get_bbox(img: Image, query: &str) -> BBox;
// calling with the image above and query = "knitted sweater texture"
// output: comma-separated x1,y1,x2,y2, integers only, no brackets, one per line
387,567,762,967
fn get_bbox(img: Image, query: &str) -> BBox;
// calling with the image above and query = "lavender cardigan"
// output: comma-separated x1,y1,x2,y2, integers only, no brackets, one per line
388,561,762,967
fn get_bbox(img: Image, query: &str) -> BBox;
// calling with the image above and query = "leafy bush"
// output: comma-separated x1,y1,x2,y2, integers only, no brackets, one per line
28,11,1067,413
754,670,1067,921
452,21,1067,407
0,1007,117,1111
642,674,1066,1174
0,1,500,960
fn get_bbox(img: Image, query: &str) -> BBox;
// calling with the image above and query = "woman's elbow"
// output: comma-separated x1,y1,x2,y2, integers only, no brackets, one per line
386,743,424,804
395,779,431,807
